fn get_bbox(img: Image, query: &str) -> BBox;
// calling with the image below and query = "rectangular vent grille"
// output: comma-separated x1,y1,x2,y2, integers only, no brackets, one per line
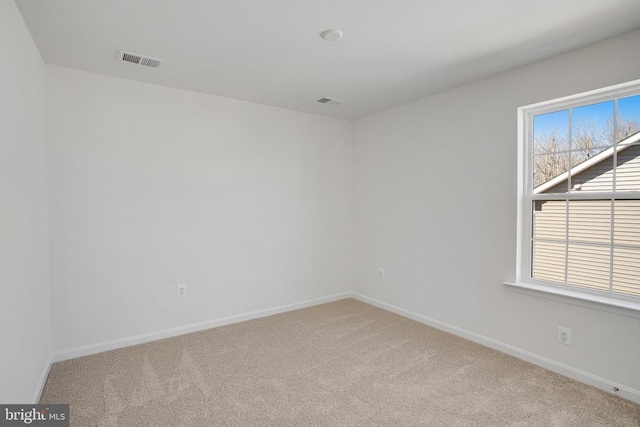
122,52,141,64
140,57,162,68
316,97,343,106
118,50,163,68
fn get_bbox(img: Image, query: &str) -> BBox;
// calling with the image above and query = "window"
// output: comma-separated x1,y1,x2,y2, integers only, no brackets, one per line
515,80,640,309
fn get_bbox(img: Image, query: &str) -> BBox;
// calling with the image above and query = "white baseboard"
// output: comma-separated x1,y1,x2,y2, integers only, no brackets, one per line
32,353,53,404
52,292,350,362
350,292,640,405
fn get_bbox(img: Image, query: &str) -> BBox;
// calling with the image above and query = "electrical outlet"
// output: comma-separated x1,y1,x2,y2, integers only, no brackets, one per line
177,283,187,297
557,326,572,345
378,268,384,279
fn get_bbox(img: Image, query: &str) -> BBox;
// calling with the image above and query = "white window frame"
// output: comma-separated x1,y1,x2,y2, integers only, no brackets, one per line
505,79,640,316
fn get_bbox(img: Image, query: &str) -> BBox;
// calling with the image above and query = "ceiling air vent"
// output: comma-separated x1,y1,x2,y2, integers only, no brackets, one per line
316,97,343,106
117,50,163,68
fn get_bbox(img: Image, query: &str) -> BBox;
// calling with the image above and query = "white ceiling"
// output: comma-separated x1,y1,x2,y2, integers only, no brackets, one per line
15,0,640,120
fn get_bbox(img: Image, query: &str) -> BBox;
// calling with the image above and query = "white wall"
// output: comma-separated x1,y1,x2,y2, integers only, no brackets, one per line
353,29,640,395
0,0,51,403
46,65,352,352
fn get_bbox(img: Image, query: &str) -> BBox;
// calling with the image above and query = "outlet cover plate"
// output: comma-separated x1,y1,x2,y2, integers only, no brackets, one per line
177,283,187,297
557,326,572,345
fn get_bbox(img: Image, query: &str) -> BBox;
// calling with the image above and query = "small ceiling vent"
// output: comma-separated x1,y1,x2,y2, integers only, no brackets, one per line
117,50,163,68
316,97,343,106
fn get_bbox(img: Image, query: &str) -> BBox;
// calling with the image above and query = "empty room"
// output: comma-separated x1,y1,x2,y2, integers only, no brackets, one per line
2,0,640,425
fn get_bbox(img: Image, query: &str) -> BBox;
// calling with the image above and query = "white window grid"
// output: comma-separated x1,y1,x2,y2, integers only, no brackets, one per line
517,80,640,303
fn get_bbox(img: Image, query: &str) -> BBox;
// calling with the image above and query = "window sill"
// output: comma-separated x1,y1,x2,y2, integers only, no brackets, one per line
503,281,640,319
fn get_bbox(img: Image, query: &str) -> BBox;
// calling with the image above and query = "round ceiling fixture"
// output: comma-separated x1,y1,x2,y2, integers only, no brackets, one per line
320,29,343,42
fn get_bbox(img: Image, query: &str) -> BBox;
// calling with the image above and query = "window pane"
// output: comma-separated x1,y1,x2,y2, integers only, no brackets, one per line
617,94,640,143
568,101,615,193
533,200,566,240
613,199,640,297
533,153,570,191
569,149,614,192
564,201,611,291
613,200,640,245
567,243,610,291
614,143,640,192
532,240,565,283
532,200,567,284
613,247,640,297
533,110,569,191
572,100,614,151
568,200,611,244
534,110,569,155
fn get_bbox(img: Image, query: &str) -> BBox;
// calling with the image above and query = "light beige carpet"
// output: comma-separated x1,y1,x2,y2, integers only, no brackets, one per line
41,299,639,426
